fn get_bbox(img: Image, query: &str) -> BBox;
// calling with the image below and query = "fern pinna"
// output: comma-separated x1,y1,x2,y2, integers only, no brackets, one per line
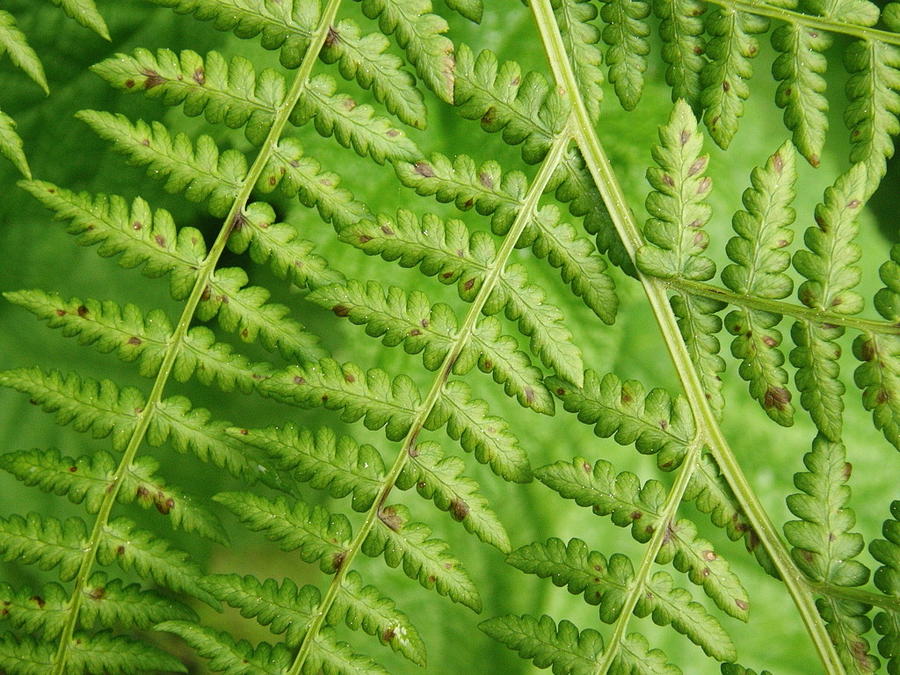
0,0,897,673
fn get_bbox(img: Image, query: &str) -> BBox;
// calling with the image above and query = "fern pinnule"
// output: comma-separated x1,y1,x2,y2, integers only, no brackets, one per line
308,279,555,414
791,163,867,442
722,141,797,425
870,500,899,671
652,0,706,109
554,0,605,122
598,0,650,111
536,458,750,620
784,435,878,671
356,0,454,103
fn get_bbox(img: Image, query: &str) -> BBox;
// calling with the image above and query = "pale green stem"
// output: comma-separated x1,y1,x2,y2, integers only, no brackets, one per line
593,439,706,674
287,127,574,674
701,0,900,46
530,1,845,672
667,278,899,335
47,1,343,670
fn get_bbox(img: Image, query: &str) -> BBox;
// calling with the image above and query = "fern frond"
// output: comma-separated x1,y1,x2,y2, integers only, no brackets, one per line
329,570,427,666
844,38,900,195
784,435,877,671
453,44,566,164
0,575,195,638
0,631,186,674
0,109,30,178
5,290,269,395
396,157,618,322
232,424,385,511
308,280,554,414
357,0,455,103
508,538,735,660
76,111,245,217
397,440,510,550
480,614,605,674
0,448,227,543
258,359,531,481
771,24,830,166
47,0,110,39
722,141,797,425
342,210,585,385
547,370,695,470
0,11,48,92
292,74,421,163
445,0,482,21
598,0,650,110
637,100,724,415
536,458,750,619
322,18,426,128
362,503,482,610
870,501,898,672
554,0,605,122
652,0,705,108
155,622,294,674
214,492,351,573
853,246,899,449
792,163,867,441
259,137,372,229
98,517,218,605
700,8,767,148
0,513,86,581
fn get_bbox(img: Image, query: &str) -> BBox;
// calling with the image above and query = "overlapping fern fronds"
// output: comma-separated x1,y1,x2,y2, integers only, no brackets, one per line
0,0,897,673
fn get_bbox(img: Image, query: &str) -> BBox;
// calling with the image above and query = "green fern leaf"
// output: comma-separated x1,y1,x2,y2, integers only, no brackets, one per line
870,501,898,673
479,614,605,674
155,622,294,674
308,280,554,414
0,631,187,674
785,435,878,671
0,448,227,543
598,0,650,110
258,136,372,229
652,0,705,108
322,18,427,128
342,210,584,385
214,492,351,573
844,38,900,195
397,440,510,551
357,0,454,103
700,8,768,148
792,164,867,441
555,0,605,122
0,513,85,581
722,142,797,425
453,45,566,164
362,503,482,610
853,246,899,449
637,100,724,414
292,74,421,163
98,517,218,605
5,289,270,395
0,575,195,638
721,664,774,675
0,109,30,178
509,538,735,660
47,0,110,39
76,110,245,217
259,358,530,482
231,424,385,512
329,570,427,666
771,24,830,166
0,11,48,92
536,458,750,619
547,370,695,471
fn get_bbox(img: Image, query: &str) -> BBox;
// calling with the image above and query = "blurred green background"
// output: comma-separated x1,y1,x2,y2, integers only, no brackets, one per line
0,1,896,673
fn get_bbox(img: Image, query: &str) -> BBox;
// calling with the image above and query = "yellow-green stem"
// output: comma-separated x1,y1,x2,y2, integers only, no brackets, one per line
530,1,844,672
287,126,574,674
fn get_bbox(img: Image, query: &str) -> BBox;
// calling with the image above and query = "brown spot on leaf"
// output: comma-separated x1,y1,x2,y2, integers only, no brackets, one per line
76,305,88,317
344,372,356,383
142,70,165,89
463,278,475,291
735,598,749,611
481,107,496,126
386,129,399,138
325,26,340,47
88,586,105,600
192,68,205,85
55,309,66,316
764,387,791,410
293,376,306,385
156,497,175,515
68,466,77,473
124,79,135,88
31,596,45,608
333,304,350,317
680,129,691,145
128,337,142,346
116,545,126,556
762,335,777,348
450,498,469,521
380,225,395,236
722,80,731,92
414,162,434,178
382,627,396,642
332,550,346,571
379,506,403,531
479,172,494,189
